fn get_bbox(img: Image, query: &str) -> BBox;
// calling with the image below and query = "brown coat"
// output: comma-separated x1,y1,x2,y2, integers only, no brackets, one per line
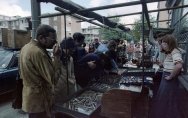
19,40,61,113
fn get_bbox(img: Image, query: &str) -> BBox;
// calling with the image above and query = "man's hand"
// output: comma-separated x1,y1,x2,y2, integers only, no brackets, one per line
87,61,96,69
53,44,61,58
156,61,163,68
118,69,124,75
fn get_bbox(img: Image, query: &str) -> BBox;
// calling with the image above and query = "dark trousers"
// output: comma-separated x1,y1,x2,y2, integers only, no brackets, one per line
29,112,50,118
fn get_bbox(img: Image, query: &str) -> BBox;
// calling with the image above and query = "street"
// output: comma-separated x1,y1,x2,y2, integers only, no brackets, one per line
0,94,28,118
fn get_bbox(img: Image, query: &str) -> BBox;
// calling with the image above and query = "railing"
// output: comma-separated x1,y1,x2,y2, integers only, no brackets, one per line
177,32,188,73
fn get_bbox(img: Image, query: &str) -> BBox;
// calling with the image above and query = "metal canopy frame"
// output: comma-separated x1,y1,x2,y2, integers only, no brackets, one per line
35,0,169,33
31,0,159,59
33,0,188,32
141,0,151,29
124,19,170,26
54,7,123,34
30,0,153,86
38,0,165,25
35,0,188,33
34,0,162,39
76,0,166,13
31,0,188,64
30,0,188,97
38,0,130,32
76,4,188,23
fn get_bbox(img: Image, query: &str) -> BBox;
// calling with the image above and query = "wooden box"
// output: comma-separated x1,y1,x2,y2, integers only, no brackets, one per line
1,28,31,48
1,28,8,47
101,89,132,118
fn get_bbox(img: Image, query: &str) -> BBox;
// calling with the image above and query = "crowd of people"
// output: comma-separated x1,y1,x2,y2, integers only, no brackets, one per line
17,24,186,118
18,25,120,118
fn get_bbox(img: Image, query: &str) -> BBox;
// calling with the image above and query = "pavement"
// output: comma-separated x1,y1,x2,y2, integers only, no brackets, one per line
0,93,28,118
0,102,28,118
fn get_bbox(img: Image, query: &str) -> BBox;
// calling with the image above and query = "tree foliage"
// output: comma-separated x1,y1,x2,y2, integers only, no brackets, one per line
99,17,134,41
131,15,156,43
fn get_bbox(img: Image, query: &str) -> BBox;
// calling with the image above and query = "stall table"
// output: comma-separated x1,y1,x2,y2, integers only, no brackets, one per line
54,73,153,118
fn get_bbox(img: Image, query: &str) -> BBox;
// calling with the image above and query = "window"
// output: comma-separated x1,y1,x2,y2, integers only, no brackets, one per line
11,57,18,68
15,21,18,26
67,16,71,22
41,18,49,25
0,51,13,69
54,16,57,21
54,26,57,31
66,26,71,32
5,17,10,20
0,16,3,19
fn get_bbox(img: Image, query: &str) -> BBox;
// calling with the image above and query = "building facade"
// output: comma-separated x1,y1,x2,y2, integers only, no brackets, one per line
41,15,81,42
0,15,81,44
157,1,170,28
0,15,12,21
82,26,101,43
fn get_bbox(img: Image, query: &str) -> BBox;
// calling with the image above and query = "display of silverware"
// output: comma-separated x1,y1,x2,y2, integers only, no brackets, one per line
63,90,103,115
91,83,111,91
127,69,155,72
96,74,121,85
119,76,142,86
119,76,153,87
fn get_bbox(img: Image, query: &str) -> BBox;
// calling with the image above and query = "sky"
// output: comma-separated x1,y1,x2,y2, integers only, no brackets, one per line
0,0,158,28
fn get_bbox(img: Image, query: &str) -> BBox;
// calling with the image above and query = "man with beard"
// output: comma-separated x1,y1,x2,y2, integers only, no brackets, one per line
19,25,61,118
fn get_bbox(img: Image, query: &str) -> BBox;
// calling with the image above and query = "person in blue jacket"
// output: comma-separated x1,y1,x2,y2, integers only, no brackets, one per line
75,52,112,87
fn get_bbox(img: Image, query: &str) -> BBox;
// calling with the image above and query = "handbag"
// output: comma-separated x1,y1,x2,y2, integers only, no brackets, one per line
12,74,23,109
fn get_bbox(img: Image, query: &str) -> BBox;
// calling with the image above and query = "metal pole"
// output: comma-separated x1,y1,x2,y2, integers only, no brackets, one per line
185,38,188,73
39,12,63,18
142,2,145,85
55,7,124,34
124,20,170,26
77,4,188,22
173,12,188,27
30,0,41,39
142,0,150,29
55,7,105,28
77,0,166,13
63,15,69,95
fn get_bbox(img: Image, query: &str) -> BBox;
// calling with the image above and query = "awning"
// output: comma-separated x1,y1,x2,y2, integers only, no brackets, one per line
38,0,130,32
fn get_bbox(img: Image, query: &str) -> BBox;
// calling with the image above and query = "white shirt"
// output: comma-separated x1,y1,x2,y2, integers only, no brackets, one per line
163,48,183,72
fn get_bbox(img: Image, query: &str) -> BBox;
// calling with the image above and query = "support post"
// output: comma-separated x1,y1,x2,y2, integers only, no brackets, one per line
142,2,145,85
63,15,69,95
30,0,41,39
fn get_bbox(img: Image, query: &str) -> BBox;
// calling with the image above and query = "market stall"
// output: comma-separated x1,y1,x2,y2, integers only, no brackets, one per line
53,70,153,118
29,0,188,117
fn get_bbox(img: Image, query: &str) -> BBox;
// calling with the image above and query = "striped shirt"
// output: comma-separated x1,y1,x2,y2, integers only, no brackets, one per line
163,48,183,72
